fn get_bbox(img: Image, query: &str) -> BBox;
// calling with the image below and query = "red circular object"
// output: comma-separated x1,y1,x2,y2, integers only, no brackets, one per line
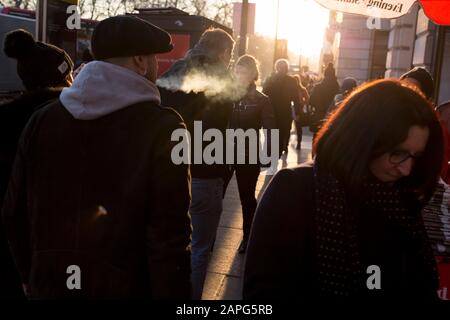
420,0,450,25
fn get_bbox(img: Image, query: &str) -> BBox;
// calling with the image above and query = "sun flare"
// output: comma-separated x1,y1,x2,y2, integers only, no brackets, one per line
254,0,330,57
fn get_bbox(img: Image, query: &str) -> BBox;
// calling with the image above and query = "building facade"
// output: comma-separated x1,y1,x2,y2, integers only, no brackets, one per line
321,5,450,105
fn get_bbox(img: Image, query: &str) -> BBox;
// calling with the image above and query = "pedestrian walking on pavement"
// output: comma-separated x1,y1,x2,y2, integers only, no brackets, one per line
0,29,74,299
223,55,276,254
244,79,443,299
292,74,310,150
308,62,339,134
263,59,301,158
2,16,191,299
158,28,236,300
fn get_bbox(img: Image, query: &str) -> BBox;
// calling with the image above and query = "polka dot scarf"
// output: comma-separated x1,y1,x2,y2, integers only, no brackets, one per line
313,169,438,297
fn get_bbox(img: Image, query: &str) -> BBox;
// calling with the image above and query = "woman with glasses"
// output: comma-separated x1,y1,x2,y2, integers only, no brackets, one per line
243,79,444,299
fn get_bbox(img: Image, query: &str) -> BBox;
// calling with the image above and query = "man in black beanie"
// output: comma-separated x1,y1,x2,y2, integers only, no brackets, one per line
0,29,73,299
400,67,434,100
2,16,191,299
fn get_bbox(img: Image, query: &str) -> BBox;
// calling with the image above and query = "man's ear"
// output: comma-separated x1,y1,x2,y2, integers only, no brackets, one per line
131,55,142,67
132,55,147,75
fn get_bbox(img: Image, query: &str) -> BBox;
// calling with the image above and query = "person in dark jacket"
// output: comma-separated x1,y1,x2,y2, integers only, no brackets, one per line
244,79,443,299
328,77,358,115
223,55,276,254
308,62,339,134
263,59,300,157
0,29,74,299
400,67,434,100
292,75,310,150
2,16,191,299
157,28,236,300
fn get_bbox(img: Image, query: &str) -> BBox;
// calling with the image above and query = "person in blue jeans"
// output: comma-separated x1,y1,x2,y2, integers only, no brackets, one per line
158,28,236,299
189,178,224,298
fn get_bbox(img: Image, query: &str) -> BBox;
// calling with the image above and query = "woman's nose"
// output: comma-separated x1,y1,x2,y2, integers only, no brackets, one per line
397,157,413,177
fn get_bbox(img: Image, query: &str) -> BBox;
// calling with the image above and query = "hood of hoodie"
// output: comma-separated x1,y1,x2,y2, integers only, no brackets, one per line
60,61,160,120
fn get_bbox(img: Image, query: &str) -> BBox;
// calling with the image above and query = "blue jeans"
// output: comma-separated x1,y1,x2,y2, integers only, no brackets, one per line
190,177,224,300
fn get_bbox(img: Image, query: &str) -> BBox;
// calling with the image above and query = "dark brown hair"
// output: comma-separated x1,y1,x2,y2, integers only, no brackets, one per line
196,28,235,60
314,79,444,201
235,54,259,82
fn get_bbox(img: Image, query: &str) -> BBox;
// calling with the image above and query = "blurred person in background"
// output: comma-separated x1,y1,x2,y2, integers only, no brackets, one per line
263,59,301,157
308,63,339,135
292,74,310,150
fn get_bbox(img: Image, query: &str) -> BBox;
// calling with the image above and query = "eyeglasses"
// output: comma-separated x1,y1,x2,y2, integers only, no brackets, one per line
388,150,424,165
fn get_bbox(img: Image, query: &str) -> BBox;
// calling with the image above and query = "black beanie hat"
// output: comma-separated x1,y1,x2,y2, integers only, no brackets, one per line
400,67,434,99
3,29,74,91
91,15,173,60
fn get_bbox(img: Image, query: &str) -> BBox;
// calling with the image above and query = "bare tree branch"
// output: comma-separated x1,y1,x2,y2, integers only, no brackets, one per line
2,0,232,25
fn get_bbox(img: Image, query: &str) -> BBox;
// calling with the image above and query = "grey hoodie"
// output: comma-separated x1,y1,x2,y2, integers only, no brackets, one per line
60,61,161,120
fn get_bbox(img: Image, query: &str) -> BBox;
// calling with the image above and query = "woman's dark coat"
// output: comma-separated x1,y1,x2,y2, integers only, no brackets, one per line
243,163,439,299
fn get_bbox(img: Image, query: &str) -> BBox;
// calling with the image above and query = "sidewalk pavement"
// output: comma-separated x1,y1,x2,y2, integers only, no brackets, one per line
201,127,313,300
